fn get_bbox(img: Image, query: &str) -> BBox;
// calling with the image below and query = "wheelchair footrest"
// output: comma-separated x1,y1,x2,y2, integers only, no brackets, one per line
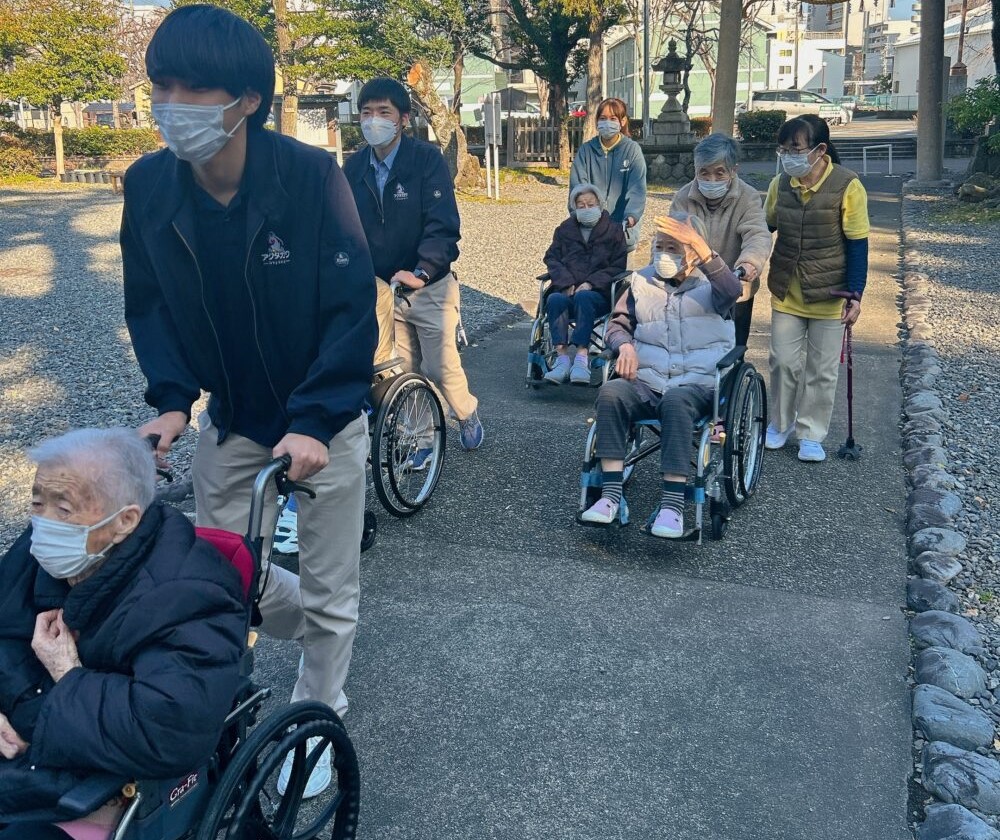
638,522,702,542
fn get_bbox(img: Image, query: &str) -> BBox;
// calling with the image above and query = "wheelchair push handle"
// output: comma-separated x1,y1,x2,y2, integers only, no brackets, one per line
247,456,316,544
734,266,747,281
143,434,174,483
389,280,412,307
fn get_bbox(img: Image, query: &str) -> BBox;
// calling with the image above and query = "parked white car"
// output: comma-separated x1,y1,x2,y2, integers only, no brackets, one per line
749,89,850,125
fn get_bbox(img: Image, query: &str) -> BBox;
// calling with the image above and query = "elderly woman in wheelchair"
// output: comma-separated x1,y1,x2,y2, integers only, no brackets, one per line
0,430,362,840
526,183,629,388
579,213,766,540
0,428,245,839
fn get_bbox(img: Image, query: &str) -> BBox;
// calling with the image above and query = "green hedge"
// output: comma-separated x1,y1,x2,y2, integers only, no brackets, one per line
0,146,41,176
1,125,161,157
736,109,787,144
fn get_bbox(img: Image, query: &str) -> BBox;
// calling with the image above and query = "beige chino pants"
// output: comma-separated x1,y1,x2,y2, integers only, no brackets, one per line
768,310,844,443
386,274,478,421
192,411,369,713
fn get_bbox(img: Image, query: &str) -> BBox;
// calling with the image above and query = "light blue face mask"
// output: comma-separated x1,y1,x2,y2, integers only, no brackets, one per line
697,178,730,200
655,252,685,279
575,206,602,227
597,119,620,140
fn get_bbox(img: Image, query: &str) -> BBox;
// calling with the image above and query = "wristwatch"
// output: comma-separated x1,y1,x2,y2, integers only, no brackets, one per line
413,268,431,283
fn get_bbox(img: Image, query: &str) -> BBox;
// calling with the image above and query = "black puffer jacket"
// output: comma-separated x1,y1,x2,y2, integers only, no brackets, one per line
542,211,628,302
0,503,245,814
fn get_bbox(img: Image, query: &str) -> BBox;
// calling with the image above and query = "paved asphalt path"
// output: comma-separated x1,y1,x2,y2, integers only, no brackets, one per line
256,176,911,840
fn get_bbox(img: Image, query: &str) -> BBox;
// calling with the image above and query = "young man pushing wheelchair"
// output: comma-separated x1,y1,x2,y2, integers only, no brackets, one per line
579,213,742,539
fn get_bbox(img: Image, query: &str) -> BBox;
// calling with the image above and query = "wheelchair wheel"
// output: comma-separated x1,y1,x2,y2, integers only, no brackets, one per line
710,498,730,541
723,363,767,508
526,316,555,387
197,701,360,840
371,373,445,517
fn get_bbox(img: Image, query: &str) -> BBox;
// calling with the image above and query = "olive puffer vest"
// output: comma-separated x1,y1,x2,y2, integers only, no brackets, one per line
631,268,736,393
767,163,857,303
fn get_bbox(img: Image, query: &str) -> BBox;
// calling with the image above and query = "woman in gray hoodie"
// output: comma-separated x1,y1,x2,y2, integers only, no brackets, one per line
569,98,648,252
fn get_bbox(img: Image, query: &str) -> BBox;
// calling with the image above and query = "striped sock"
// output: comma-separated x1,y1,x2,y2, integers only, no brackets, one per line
601,470,624,505
660,480,686,514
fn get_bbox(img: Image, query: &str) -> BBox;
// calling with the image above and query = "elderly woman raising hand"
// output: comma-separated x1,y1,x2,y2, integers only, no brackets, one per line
579,213,741,539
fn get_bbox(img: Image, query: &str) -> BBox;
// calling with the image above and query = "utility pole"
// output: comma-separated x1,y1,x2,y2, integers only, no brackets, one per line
915,0,946,182
793,5,800,89
711,0,742,135
642,0,651,137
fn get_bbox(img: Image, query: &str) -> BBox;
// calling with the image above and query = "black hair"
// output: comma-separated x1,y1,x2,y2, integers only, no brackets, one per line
776,114,841,164
357,78,412,115
145,5,275,130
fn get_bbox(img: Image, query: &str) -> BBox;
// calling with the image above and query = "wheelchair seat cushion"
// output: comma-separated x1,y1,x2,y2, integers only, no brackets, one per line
196,527,254,601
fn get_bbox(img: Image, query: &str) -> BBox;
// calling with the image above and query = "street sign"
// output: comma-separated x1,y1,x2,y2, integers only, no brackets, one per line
484,93,503,147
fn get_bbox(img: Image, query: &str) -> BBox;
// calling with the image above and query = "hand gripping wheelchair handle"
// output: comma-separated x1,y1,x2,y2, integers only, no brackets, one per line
247,457,315,544
389,280,413,307
144,434,173,483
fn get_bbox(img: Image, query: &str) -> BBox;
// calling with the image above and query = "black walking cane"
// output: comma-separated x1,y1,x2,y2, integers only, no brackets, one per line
831,291,863,460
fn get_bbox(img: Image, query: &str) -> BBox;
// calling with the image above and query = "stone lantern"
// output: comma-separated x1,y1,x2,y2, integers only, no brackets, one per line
649,40,693,146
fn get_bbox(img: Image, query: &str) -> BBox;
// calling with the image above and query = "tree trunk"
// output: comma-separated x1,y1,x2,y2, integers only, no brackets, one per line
584,19,605,141
274,0,296,136
452,50,465,116
112,99,120,129
536,77,551,119
407,61,481,189
548,81,570,170
993,0,1000,78
52,104,64,177
712,0,742,136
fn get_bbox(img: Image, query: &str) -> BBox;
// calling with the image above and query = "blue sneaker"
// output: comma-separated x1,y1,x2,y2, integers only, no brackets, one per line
403,447,435,472
459,410,484,451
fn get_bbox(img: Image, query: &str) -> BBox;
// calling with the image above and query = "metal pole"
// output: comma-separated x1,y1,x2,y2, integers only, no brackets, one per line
642,0,651,137
793,7,800,88
915,0,946,182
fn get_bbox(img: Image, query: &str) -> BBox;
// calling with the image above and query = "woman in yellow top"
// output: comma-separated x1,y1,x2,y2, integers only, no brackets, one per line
764,114,869,463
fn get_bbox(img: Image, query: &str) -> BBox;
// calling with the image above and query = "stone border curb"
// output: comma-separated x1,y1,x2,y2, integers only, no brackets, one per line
900,190,1000,839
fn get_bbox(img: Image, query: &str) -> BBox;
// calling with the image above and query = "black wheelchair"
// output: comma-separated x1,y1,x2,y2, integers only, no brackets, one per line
578,345,767,543
367,282,447,518
525,271,631,389
1,458,361,840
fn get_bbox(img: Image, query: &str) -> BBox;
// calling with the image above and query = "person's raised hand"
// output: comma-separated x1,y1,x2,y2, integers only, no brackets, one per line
616,344,639,381
576,282,593,293
842,298,862,326
138,411,188,464
0,712,28,760
32,609,81,683
655,216,712,264
273,433,329,482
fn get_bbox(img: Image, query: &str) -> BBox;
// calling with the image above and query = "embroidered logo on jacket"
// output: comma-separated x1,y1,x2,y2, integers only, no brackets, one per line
262,232,291,266
334,251,350,268
393,184,409,201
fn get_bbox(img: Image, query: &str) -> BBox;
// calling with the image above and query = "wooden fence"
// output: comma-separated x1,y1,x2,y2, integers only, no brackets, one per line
506,118,585,168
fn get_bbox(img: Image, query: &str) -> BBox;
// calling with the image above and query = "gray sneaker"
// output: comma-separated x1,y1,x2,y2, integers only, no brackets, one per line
569,356,591,385
543,355,571,384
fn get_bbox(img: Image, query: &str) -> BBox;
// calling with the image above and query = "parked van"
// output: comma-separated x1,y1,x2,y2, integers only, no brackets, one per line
749,89,850,125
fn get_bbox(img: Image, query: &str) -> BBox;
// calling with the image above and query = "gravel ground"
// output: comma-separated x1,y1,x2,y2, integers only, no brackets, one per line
0,178,680,546
902,192,1000,829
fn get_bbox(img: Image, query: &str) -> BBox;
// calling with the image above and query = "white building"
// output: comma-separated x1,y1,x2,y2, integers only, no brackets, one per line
891,3,994,99
863,18,915,81
767,34,846,97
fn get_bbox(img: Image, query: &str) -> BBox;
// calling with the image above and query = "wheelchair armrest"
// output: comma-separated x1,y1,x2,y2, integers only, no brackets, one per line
56,772,130,817
536,272,551,282
715,345,747,371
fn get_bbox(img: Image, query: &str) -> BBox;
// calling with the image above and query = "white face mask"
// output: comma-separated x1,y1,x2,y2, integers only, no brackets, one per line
779,146,818,178
361,116,398,148
597,119,620,140
152,97,245,166
697,178,730,200
655,252,685,279
575,206,602,227
30,508,127,580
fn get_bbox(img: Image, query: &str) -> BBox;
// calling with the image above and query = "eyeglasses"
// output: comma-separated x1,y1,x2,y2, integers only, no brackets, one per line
776,146,811,156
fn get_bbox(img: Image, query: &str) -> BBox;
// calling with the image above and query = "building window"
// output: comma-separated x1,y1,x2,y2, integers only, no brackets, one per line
779,65,793,74
779,49,793,57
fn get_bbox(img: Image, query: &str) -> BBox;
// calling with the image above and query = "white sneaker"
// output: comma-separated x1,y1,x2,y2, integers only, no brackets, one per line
765,421,795,450
798,439,827,462
272,508,298,555
276,736,331,799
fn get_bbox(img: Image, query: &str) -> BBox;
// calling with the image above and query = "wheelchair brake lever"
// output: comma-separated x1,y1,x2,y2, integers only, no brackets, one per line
272,456,318,500
144,434,174,483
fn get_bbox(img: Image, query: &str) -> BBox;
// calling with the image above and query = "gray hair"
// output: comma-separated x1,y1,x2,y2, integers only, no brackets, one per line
29,428,157,514
693,133,741,171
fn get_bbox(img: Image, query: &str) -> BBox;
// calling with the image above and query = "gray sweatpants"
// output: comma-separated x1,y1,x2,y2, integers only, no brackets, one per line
595,379,712,476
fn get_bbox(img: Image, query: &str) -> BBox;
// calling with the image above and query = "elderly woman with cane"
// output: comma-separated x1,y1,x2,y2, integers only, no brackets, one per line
763,115,869,463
